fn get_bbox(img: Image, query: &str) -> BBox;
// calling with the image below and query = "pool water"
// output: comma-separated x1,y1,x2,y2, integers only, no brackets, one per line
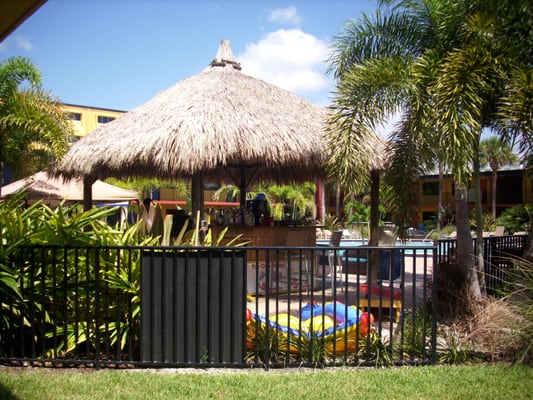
316,239,436,256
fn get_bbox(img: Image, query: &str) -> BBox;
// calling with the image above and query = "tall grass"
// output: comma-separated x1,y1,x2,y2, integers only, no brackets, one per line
504,256,533,364
434,253,533,364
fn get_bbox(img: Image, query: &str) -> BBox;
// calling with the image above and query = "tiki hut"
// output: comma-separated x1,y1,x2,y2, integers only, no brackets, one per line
54,40,328,216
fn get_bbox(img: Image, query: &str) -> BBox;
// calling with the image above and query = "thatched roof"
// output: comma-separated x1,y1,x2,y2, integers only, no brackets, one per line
54,40,328,185
1,171,138,205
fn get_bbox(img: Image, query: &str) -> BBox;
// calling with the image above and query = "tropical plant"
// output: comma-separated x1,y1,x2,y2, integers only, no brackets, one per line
0,193,31,332
213,182,316,223
327,0,473,284
479,136,519,219
322,213,340,231
168,218,249,247
0,195,161,357
469,213,496,233
356,331,392,367
46,222,159,356
267,183,317,223
0,57,72,191
398,308,433,360
429,0,532,276
438,324,479,364
212,184,248,203
344,201,370,225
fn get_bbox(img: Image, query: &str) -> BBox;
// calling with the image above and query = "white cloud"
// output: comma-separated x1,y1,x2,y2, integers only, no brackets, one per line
267,6,302,25
15,36,34,51
0,36,34,52
238,29,329,95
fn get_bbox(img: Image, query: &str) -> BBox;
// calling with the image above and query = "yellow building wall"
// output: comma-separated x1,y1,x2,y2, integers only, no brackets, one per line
416,173,529,225
62,103,125,138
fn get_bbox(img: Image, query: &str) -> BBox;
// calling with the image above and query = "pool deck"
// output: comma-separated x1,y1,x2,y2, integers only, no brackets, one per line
249,251,433,320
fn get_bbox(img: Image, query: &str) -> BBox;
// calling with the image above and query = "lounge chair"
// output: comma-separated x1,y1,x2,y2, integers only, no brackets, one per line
445,231,457,238
284,230,311,293
341,226,401,279
492,226,505,236
378,225,398,246
316,230,344,291
326,230,344,291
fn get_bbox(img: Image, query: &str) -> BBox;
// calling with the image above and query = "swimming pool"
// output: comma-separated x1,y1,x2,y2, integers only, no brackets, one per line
316,239,436,256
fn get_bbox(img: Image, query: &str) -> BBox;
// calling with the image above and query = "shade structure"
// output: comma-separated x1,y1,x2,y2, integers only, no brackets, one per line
1,171,138,206
54,39,328,215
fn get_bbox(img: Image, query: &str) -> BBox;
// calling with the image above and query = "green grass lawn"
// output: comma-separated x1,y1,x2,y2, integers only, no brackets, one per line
1,364,532,400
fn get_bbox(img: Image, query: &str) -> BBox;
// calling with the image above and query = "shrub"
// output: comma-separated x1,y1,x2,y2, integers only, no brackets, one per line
497,205,532,234
432,255,533,365
0,195,158,357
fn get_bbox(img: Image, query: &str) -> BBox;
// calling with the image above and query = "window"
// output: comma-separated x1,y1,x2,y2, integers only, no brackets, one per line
70,112,82,121
97,115,115,124
422,181,439,196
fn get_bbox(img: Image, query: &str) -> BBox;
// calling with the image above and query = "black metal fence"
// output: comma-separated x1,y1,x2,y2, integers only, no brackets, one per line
1,242,441,369
437,234,527,294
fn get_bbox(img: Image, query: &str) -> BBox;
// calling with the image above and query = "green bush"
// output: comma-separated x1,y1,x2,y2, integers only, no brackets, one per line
470,213,496,232
497,205,532,234
0,194,158,357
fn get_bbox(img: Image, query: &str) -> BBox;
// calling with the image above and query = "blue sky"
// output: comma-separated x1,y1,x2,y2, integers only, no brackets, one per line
0,0,378,111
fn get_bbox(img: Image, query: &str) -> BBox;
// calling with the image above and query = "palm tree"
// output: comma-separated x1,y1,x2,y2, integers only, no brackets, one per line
327,0,477,286
498,68,533,260
479,136,519,219
0,57,72,195
431,0,532,284
327,0,531,293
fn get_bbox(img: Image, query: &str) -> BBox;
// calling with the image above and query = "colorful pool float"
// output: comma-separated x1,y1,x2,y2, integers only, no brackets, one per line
246,301,374,355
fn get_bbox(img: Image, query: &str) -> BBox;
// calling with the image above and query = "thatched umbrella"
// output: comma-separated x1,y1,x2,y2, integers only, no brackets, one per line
1,171,138,206
54,40,327,216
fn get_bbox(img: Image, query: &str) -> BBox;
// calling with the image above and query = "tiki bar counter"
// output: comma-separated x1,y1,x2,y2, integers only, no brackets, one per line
211,223,316,295
210,224,316,247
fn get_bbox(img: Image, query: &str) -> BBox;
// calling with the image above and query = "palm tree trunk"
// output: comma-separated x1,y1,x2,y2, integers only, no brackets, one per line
438,162,444,230
191,172,204,220
0,161,3,198
335,183,341,218
369,170,380,284
317,179,326,223
491,170,497,219
473,151,487,296
455,183,481,299
82,177,94,212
